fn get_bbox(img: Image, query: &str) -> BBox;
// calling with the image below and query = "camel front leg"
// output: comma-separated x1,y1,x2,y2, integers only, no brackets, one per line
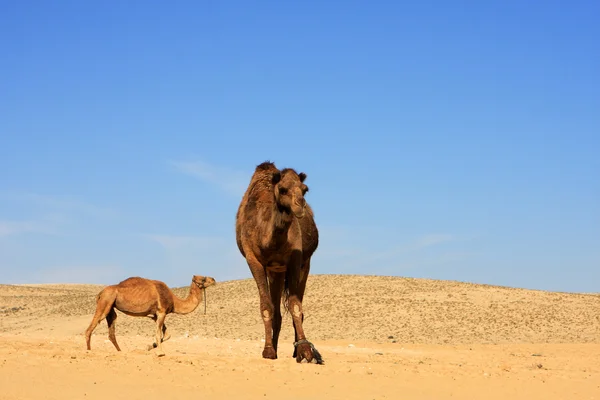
246,254,277,359
268,271,285,353
147,316,170,350
287,254,323,364
292,259,310,358
154,313,167,357
162,324,171,342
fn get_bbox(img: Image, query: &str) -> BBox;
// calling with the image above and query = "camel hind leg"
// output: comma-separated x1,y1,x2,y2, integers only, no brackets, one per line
85,287,117,350
85,308,106,351
106,308,121,351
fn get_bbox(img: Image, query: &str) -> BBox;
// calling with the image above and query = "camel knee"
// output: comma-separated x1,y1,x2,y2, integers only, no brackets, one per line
287,296,303,318
261,302,275,322
262,309,272,322
292,303,303,318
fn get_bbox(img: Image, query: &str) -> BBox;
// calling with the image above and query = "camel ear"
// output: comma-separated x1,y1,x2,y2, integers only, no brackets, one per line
298,172,307,182
272,171,281,185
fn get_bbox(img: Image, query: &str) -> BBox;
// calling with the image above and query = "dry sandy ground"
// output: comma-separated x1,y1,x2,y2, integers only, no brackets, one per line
1,275,599,399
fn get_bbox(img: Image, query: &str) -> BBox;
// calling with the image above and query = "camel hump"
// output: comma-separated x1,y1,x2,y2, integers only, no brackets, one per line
117,276,147,286
255,161,277,172
251,161,280,184
239,161,280,204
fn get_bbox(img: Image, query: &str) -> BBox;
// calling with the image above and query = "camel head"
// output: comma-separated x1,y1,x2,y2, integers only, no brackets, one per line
272,168,309,219
192,275,216,289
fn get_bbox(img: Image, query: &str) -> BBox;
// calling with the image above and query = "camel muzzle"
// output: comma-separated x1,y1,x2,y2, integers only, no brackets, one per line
292,204,306,219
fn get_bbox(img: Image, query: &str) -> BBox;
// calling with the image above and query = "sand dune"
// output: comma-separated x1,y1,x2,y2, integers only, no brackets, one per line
1,275,598,399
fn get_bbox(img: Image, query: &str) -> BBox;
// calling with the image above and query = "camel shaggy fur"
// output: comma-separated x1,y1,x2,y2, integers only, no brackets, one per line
85,275,216,356
236,161,322,364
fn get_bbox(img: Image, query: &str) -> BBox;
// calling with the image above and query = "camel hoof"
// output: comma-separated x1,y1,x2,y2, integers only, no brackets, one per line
157,353,165,357
262,346,278,360
294,340,324,365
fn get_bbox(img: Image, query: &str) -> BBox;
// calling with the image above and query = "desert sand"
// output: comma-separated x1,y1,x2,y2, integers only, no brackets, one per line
1,274,598,399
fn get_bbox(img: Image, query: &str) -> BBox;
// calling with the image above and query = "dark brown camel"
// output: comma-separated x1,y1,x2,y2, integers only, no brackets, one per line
235,161,322,364
84,275,216,356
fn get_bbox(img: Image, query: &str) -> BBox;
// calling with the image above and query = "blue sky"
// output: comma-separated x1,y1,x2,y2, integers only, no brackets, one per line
1,1,598,293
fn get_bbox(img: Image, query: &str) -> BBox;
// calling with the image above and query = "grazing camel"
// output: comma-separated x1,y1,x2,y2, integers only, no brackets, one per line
236,161,323,364
85,275,216,356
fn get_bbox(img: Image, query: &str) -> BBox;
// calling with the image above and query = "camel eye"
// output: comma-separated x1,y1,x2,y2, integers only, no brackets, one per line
279,187,288,195
302,186,309,194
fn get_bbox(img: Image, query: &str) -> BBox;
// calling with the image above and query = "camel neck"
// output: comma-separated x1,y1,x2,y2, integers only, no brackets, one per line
172,282,202,314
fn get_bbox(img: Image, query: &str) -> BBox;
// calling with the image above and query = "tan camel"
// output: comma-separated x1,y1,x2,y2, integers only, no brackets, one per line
235,161,323,364
85,275,216,356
